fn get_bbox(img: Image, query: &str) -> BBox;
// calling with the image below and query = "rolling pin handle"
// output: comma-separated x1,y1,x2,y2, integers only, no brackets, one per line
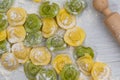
103,8,112,17
93,0,120,44
93,0,109,12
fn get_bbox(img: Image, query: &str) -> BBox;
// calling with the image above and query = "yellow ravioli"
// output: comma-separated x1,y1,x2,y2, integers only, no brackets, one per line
12,42,31,64
91,62,111,80
7,7,27,26
52,54,72,74
56,9,76,30
30,47,51,65
42,18,58,38
0,30,7,41
77,54,94,76
64,27,86,46
1,53,19,71
7,26,26,43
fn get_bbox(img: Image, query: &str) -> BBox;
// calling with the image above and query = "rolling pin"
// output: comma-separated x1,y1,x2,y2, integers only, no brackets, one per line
93,0,120,44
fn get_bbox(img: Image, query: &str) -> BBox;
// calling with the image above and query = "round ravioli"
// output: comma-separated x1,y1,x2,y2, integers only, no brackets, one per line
39,1,60,18
77,54,94,75
30,47,51,65
46,35,67,51
0,0,14,13
0,30,7,41
0,40,10,56
36,67,57,80
52,54,72,74
24,61,41,80
42,18,58,38
56,9,76,29
1,53,19,71
24,14,42,33
7,7,27,26
24,31,42,47
7,26,26,43
60,64,80,80
91,62,111,80
64,0,86,15
74,46,94,59
12,42,31,63
0,14,8,32
64,27,86,46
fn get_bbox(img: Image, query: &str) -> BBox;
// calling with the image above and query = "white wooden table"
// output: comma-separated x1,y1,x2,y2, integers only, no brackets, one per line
0,0,120,80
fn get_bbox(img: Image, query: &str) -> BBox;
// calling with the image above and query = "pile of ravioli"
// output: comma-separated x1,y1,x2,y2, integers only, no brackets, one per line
0,0,111,80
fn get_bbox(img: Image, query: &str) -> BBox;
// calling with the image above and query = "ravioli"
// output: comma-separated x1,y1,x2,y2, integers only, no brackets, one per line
7,26,26,43
12,42,31,63
30,47,51,65
56,9,76,29
36,67,57,80
60,64,80,80
46,35,67,51
0,30,7,41
52,54,72,74
42,18,58,38
39,1,60,18
24,61,41,80
77,54,94,75
1,53,19,71
91,62,111,80
7,7,27,26
64,27,86,46
64,0,86,15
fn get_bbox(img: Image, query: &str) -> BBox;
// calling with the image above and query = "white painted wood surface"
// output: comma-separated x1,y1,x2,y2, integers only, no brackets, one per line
0,0,120,80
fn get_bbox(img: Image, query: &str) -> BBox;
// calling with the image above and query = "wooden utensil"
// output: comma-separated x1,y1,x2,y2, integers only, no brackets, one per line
93,0,120,44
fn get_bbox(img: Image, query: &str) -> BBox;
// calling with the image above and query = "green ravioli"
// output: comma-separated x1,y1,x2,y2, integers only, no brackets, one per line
24,61,41,80
39,1,60,18
74,46,94,59
46,35,67,51
36,67,57,80
60,64,80,80
65,0,86,15
24,31,43,47
0,14,8,31
24,14,42,33
0,0,14,13
0,40,10,56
